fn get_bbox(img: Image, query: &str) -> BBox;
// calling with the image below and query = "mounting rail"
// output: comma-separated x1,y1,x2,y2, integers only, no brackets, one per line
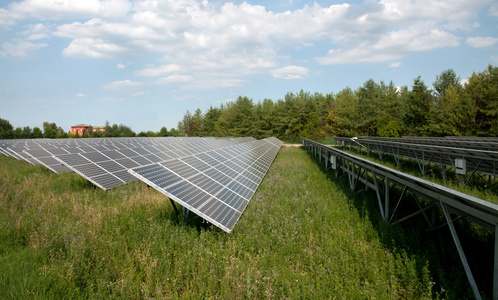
302,138,498,300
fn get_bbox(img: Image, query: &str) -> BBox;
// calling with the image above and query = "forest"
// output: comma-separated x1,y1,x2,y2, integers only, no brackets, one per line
178,65,497,142
0,65,496,141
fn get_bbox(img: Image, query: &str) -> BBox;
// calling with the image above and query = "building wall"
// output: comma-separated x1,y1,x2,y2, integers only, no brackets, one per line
71,126,88,136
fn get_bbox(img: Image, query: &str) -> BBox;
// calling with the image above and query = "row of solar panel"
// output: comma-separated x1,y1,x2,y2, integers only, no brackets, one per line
130,138,283,232
0,136,283,232
333,136,498,177
0,137,256,189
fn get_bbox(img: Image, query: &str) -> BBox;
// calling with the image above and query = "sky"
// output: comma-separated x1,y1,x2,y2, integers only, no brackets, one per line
0,0,497,134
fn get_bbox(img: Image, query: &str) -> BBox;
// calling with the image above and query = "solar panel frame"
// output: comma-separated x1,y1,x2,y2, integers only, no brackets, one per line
129,137,282,233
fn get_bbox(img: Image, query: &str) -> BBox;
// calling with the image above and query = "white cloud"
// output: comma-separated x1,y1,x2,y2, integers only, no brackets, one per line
156,75,193,84
62,38,128,58
389,62,401,68
2,39,47,57
490,3,498,16
460,78,470,86
132,91,150,96
102,79,142,89
317,26,460,65
117,63,125,69
465,36,498,48
0,8,16,28
137,64,182,77
76,93,86,97
1,0,494,88
272,65,309,79
8,0,131,20
20,23,51,40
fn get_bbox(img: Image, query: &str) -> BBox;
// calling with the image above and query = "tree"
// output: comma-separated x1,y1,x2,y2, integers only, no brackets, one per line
0,118,14,139
189,109,204,136
203,106,222,136
376,82,403,137
433,69,460,99
118,124,135,137
229,96,256,137
465,65,498,136
334,87,359,136
178,110,193,136
215,103,234,137
32,127,43,138
356,79,382,136
43,122,58,139
158,126,169,137
22,126,32,138
254,99,276,139
403,76,433,136
13,127,22,139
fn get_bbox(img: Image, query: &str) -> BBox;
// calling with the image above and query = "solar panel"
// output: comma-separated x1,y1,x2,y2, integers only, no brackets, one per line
51,137,250,190
23,148,71,173
129,137,282,233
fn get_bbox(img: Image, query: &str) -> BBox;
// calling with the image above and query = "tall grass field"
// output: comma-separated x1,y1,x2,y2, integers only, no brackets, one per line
0,147,493,298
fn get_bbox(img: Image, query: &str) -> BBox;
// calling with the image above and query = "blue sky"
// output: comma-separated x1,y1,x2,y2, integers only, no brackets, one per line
1,0,497,133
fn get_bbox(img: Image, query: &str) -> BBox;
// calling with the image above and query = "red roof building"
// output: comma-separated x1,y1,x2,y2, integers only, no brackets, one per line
71,124,106,136
71,124,90,136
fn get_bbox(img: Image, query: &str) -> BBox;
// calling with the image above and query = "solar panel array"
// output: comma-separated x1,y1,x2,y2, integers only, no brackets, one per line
129,137,283,233
332,136,498,179
1,136,282,232
52,138,249,190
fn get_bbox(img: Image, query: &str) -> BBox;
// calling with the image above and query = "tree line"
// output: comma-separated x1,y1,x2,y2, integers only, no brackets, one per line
178,65,497,142
0,120,183,139
1,65,496,141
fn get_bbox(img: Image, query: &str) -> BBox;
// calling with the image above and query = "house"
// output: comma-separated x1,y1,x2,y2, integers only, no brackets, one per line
93,126,106,132
71,124,106,136
71,124,90,136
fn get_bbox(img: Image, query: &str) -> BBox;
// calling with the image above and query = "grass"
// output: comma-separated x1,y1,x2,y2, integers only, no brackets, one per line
0,147,490,298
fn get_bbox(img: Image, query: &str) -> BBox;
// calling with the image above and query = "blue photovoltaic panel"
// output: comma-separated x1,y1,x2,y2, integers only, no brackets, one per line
129,137,282,233
51,137,250,190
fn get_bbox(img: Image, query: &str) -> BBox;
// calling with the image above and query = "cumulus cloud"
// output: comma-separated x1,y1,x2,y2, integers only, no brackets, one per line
137,64,182,77
132,91,150,96
466,36,498,48
102,79,142,89
0,0,494,87
2,39,47,57
273,65,310,79
19,23,51,40
8,0,131,20
62,38,128,58
156,75,193,84
317,27,460,65
389,62,401,68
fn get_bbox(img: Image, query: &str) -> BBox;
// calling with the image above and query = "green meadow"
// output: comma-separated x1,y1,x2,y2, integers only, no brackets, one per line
0,147,493,299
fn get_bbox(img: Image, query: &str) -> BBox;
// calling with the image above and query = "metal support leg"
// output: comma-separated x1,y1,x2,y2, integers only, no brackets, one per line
170,199,180,215
384,177,390,221
182,206,190,221
373,173,385,220
441,203,482,300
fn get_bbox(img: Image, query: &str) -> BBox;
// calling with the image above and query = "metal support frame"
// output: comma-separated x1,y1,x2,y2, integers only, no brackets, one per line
302,138,498,300
441,203,481,300
169,199,190,221
334,137,498,189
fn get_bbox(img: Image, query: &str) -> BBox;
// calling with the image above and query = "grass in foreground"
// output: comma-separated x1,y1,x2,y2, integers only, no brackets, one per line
0,148,445,298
